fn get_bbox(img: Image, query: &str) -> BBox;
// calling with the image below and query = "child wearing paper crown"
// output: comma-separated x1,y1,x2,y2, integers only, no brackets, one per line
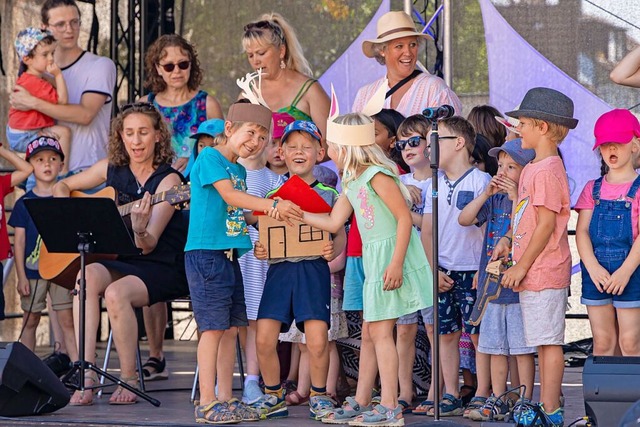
253,120,346,420
299,85,432,425
185,90,302,423
458,138,536,421
576,109,640,358
8,27,71,176
493,87,577,427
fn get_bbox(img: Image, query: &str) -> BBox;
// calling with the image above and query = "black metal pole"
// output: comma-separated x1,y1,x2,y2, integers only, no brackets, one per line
429,120,441,421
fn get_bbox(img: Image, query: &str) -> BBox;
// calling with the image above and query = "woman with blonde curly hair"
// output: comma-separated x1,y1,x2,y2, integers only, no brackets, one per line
140,34,223,174
53,102,189,406
242,12,330,153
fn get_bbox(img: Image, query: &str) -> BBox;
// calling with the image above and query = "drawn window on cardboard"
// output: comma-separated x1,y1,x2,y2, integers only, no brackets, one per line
254,175,333,259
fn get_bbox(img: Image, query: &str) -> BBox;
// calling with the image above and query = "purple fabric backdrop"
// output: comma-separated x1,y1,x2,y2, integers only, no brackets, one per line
479,0,608,206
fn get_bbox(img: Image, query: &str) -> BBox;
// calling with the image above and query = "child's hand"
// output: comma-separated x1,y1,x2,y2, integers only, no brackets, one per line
16,277,30,297
471,270,479,290
47,62,61,76
406,185,422,207
586,264,611,293
254,241,268,260
494,175,519,201
438,270,454,292
605,267,631,295
382,261,403,291
490,237,511,261
321,241,335,261
273,198,303,226
484,177,501,197
500,264,527,289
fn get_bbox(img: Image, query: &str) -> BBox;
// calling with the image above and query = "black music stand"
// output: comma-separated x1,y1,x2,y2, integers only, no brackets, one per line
25,197,160,407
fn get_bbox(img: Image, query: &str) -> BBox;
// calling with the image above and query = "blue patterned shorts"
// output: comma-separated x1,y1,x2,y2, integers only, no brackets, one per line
437,269,478,335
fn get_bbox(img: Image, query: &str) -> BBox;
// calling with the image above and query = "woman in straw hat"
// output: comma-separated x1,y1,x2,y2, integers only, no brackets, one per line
352,11,461,118
242,13,330,155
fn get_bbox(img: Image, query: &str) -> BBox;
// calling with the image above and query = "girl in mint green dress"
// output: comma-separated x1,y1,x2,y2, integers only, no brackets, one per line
301,112,432,426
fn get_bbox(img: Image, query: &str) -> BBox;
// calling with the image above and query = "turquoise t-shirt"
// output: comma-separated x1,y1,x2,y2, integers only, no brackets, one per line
185,147,252,256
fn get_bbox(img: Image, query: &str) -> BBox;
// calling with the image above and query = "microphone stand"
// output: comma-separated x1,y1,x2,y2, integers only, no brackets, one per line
429,119,442,421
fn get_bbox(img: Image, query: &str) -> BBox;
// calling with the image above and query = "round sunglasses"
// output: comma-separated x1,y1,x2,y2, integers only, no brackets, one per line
395,136,426,151
158,60,190,73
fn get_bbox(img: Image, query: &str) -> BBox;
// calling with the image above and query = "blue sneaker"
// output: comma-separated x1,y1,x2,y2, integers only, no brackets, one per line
252,390,288,419
242,379,264,405
309,394,337,420
512,401,564,427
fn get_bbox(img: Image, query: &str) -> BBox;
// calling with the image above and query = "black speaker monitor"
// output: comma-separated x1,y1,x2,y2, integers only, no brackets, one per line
583,356,640,427
0,342,70,416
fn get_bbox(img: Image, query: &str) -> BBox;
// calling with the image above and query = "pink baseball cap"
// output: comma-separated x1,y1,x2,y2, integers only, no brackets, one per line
272,112,296,140
593,109,640,150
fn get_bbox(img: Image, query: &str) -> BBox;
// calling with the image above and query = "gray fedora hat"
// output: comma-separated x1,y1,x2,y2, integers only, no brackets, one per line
506,87,578,129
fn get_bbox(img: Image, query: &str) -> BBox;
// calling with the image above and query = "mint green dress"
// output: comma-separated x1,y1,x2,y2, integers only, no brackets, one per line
345,166,433,321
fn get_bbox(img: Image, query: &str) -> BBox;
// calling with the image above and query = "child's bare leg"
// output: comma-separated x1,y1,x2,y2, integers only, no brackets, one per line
537,345,563,412
470,333,491,397
587,305,617,355
47,297,66,353
20,311,42,351
287,343,301,384
296,343,310,397
256,319,284,389
615,307,640,356
508,355,520,391
198,329,224,404
396,322,417,404
326,341,340,398
44,125,71,175
216,327,238,401
440,330,461,398
304,319,330,392
368,319,399,409
490,354,508,397
55,308,77,361
515,353,535,401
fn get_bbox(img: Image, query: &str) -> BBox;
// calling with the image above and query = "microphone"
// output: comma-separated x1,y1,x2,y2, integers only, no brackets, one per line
422,105,455,120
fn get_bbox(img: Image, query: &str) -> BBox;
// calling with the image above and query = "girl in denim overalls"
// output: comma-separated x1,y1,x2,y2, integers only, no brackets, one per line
576,109,640,357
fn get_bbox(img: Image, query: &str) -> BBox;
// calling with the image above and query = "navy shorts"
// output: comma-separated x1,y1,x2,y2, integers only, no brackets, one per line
185,249,248,331
438,269,478,335
258,258,330,333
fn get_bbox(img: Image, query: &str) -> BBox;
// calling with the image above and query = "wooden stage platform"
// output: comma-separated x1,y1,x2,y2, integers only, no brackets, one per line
1,340,589,426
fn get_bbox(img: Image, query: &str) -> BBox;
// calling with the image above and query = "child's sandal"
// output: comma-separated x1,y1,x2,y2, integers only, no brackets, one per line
195,400,241,424
348,404,404,426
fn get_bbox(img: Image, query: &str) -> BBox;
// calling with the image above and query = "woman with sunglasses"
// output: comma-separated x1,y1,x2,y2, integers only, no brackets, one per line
140,34,223,175
53,102,189,406
242,13,330,156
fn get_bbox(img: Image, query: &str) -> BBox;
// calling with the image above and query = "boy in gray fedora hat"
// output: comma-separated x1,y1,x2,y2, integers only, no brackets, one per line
492,87,577,426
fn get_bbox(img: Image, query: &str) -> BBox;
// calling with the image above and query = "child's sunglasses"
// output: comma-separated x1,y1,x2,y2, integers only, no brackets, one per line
158,60,190,73
395,136,425,151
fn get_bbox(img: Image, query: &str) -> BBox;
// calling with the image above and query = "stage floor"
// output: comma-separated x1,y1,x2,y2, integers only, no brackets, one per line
2,340,588,426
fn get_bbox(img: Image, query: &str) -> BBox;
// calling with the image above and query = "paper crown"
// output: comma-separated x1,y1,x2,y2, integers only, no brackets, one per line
228,70,273,131
326,80,388,147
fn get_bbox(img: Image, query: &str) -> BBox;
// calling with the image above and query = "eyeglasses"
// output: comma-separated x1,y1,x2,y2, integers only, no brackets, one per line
158,60,190,73
395,136,425,151
243,20,285,42
49,19,80,31
437,135,459,140
119,102,157,114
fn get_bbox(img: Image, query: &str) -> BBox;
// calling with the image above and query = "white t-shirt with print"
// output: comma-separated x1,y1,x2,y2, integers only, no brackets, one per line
423,168,491,271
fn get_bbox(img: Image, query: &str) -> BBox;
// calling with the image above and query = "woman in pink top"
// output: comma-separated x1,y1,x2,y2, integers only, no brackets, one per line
352,11,461,117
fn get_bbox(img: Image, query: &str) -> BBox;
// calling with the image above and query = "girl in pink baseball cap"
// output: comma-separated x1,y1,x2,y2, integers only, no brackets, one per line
575,108,640,357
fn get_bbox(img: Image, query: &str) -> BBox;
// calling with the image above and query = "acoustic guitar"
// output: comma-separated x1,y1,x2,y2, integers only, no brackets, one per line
38,184,190,289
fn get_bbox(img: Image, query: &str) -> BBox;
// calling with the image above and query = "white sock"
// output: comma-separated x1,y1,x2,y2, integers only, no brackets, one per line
245,375,260,386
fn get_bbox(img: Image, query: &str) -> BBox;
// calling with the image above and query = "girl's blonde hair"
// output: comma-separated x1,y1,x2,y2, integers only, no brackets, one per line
242,12,313,77
332,113,411,203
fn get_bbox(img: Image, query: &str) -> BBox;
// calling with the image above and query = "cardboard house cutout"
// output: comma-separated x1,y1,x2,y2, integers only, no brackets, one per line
255,175,332,259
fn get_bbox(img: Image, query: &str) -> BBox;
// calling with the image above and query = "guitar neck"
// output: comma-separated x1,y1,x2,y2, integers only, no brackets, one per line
118,192,167,216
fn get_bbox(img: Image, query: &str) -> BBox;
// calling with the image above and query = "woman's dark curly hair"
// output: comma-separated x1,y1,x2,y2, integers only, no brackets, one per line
144,34,203,94
109,103,175,167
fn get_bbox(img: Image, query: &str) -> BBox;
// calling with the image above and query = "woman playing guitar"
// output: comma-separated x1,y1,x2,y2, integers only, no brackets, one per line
53,102,188,406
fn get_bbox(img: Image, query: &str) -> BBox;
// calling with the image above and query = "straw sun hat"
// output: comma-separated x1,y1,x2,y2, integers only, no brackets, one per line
362,11,432,58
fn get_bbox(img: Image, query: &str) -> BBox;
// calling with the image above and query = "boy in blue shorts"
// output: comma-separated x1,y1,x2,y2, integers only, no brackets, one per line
459,138,537,420
254,121,346,420
421,116,491,416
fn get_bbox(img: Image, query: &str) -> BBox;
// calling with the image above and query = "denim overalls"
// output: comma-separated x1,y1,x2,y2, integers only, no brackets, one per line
581,176,640,307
